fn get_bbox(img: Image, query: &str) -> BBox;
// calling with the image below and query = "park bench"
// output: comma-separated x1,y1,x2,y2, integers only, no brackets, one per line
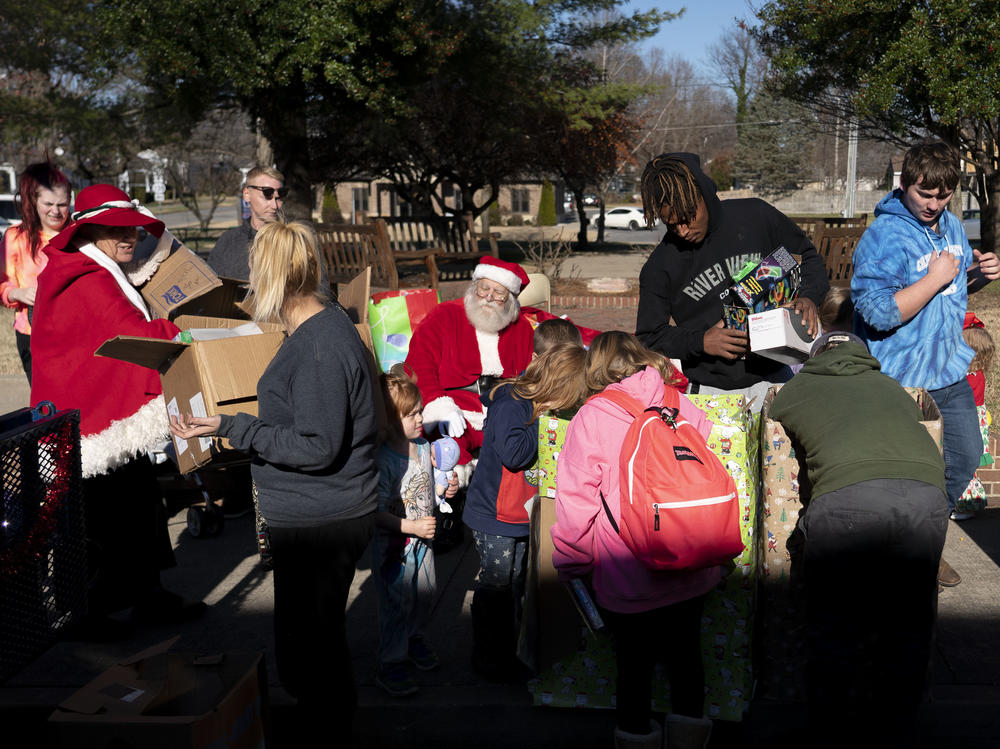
788,214,868,243
814,225,865,287
374,215,499,281
314,218,441,291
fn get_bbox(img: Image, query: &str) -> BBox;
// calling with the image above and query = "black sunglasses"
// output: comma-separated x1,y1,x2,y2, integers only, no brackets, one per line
246,185,288,200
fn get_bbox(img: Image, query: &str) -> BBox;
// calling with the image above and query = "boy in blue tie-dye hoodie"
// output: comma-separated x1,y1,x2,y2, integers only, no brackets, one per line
852,142,1000,583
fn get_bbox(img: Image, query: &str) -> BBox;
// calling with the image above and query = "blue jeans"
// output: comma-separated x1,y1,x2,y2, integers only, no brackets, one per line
929,379,981,511
371,533,436,665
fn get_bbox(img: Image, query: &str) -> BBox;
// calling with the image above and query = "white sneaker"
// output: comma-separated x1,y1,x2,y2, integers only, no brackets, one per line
950,511,975,521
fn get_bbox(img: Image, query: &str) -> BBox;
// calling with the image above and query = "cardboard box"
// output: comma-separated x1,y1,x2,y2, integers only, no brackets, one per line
96,315,285,473
758,385,943,701
748,307,815,365
141,241,248,321
48,639,267,749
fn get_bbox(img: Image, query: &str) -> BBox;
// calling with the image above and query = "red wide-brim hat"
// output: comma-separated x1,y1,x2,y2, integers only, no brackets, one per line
48,184,165,251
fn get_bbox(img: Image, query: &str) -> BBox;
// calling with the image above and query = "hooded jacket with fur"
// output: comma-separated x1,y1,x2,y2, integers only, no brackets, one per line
636,152,830,389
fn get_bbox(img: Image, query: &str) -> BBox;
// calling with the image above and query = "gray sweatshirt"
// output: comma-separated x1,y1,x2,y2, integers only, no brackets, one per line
218,304,378,527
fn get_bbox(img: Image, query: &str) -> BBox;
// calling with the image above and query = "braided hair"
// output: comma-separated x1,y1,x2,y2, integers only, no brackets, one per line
639,155,702,230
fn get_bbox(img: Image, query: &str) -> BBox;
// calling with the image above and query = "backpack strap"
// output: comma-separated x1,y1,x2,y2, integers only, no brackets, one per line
587,388,645,418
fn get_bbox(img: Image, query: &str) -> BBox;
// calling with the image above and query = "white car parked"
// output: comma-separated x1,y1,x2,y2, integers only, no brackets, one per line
603,206,652,231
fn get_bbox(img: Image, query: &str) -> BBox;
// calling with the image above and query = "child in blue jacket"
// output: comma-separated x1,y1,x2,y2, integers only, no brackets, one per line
852,141,1000,585
463,319,586,681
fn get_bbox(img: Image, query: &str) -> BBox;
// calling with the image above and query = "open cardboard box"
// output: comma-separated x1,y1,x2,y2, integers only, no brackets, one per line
96,315,285,473
141,235,248,321
48,638,267,749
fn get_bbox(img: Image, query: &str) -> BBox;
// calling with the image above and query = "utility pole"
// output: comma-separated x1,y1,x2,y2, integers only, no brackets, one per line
845,117,858,217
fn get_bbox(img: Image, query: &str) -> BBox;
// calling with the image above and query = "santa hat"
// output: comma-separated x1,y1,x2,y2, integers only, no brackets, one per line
49,184,165,250
473,257,530,295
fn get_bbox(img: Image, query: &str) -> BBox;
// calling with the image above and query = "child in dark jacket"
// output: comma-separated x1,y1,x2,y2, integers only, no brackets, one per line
463,319,586,681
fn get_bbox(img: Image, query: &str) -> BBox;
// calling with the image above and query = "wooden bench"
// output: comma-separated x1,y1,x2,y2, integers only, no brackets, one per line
815,225,866,287
374,215,499,281
314,218,441,291
788,214,868,242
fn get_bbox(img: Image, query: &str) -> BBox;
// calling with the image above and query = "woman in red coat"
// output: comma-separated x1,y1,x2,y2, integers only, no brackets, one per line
31,184,204,638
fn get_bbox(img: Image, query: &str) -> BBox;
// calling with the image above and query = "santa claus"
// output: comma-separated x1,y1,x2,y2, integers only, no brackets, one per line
406,258,536,467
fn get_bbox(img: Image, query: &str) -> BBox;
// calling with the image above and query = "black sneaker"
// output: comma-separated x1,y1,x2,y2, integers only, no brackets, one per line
408,636,440,671
376,663,419,697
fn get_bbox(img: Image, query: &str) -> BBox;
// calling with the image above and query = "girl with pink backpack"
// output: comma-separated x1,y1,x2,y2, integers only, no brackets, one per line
551,331,719,749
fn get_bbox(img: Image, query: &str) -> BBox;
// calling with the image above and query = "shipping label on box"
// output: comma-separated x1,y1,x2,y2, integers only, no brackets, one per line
96,315,285,473
529,395,760,721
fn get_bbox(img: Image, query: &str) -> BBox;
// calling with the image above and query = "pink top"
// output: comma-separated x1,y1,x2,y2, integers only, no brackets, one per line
551,366,722,614
0,226,56,335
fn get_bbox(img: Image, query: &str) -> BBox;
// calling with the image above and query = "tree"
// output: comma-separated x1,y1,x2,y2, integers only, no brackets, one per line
537,180,557,226
755,0,1000,247
707,23,767,126
157,107,257,230
94,0,457,218
0,2,147,180
732,85,813,193
362,1,674,222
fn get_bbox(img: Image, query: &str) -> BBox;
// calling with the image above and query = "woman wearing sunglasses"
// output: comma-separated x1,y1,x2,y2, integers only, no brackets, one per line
207,165,287,280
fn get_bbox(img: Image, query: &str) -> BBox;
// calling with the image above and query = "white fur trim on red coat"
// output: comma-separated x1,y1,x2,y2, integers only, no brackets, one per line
476,330,503,376
422,395,462,430
124,229,175,286
80,395,169,478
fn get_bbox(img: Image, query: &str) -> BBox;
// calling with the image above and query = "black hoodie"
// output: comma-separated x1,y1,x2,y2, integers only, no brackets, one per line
636,153,829,389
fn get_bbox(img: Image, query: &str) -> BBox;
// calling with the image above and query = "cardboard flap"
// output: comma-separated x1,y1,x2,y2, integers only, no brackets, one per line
95,336,186,372
142,247,222,319
339,267,371,324
198,334,284,405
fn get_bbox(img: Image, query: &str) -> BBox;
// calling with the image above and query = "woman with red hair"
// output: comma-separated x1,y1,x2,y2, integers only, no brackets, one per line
0,162,72,382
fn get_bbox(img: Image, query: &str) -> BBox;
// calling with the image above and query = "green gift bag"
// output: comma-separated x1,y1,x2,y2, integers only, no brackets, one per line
367,288,440,372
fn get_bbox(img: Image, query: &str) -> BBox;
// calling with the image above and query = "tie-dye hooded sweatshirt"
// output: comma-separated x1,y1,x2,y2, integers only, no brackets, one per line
851,189,974,390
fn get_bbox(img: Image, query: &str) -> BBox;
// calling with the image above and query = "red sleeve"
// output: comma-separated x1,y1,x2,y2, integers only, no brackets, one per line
968,370,986,406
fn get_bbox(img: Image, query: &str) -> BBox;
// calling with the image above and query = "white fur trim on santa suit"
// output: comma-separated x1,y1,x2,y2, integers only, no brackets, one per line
422,395,463,432
80,395,170,478
421,396,487,436
473,263,523,295
461,408,485,432
476,329,503,376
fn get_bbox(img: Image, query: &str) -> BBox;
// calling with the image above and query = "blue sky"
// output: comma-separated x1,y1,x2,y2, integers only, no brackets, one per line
629,0,759,74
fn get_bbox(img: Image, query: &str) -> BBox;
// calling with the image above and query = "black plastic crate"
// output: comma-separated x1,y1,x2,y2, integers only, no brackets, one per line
0,405,86,682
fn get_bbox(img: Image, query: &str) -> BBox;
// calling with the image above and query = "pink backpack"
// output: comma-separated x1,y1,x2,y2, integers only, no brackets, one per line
592,385,744,571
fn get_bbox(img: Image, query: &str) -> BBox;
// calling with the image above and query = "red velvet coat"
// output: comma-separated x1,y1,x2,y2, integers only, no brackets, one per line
30,245,179,477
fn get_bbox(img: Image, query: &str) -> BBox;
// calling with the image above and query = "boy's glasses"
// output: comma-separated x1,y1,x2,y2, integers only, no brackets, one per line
246,185,288,201
475,281,509,302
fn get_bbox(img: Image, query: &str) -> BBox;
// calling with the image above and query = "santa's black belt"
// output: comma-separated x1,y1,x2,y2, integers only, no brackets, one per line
450,375,500,395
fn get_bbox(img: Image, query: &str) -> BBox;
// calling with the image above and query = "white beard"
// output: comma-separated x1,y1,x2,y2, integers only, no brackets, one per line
463,284,519,333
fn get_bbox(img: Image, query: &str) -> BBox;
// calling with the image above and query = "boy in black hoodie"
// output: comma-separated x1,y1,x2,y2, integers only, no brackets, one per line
635,153,829,401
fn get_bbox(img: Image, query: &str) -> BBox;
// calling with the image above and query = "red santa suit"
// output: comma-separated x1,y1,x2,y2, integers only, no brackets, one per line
406,299,535,463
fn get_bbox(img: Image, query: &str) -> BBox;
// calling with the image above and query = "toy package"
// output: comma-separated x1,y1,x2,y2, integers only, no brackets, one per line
721,246,802,330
